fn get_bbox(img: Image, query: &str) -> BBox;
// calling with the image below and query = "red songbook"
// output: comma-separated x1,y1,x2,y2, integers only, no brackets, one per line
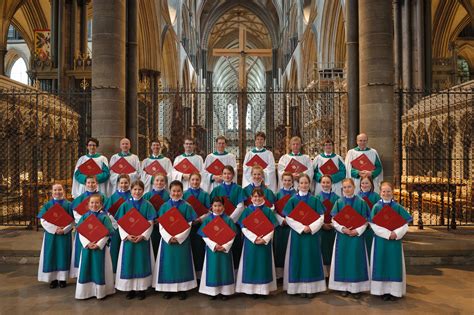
149,194,165,211
107,197,126,217
274,194,292,216
157,207,190,236
144,160,167,176
206,159,225,176
288,201,320,226
351,154,376,172
242,209,274,237
201,216,236,246
74,196,91,216
319,159,338,176
223,196,236,216
333,205,367,229
245,155,268,169
322,199,333,224
284,158,308,173
117,208,151,236
174,158,199,174
41,203,74,228
110,157,136,174
362,196,374,210
372,205,407,231
186,195,209,217
244,196,272,208
76,214,109,243
78,158,102,176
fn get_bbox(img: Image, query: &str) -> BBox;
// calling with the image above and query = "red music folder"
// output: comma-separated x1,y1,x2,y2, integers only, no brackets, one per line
284,158,308,173
244,196,272,208
41,203,74,228
74,196,91,216
144,160,167,176
372,205,407,231
288,201,320,226
322,199,333,224
245,155,268,169
201,216,236,246
319,159,338,176
333,205,367,229
78,158,102,176
274,194,292,216
242,209,274,237
149,194,165,211
117,207,151,236
222,196,236,216
186,195,209,217
174,158,199,174
351,154,376,172
157,207,190,236
76,214,110,243
206,159,225,176
108,197,126,217
362,196,374,210
110,157,136,174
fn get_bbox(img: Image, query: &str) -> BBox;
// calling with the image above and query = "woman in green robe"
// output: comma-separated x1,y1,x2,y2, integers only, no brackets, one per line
358,175,381,260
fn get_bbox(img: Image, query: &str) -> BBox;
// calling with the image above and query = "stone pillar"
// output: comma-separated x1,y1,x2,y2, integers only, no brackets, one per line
346,0,359,149
394,0,402,89
415,0,425,90
57,0,64,90
359,0,394,181
402,0,412,90
92,0,126,156
126,0,138,149
0,46,6,75
424,0,432,91
79,0,88,55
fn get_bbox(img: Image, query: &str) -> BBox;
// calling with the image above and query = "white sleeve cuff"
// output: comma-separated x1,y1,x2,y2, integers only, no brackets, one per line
118,225,129,241
40,219,58,234
79,233,90,248
241,227,258,243
286,216,305,234
96,236,109,250
309,216,324,234
141,222,154,240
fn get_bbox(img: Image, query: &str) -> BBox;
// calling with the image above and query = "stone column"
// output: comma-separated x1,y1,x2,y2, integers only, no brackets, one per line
346,0,359,149
0,46,6,75
359,0,395,181
415,0,425,90
79,0,88,55
92,0,126,156
402,0,412,90
126,0,138,149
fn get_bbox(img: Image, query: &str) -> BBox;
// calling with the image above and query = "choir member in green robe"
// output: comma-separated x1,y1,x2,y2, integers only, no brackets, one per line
198,196,237,300
75,195,115,300
115,180,156,300
282,174,326,298
370,182,412,300
37,184,73,289
273,172,296,279
329,178,371,299
358,175,381,258
210,165,246,268
143,173,170,259
243,165,276,208
103,174,131,274
236,188,278,297
315,175,340,275
70,176,107,278
153,180,197,300
184,173,211,279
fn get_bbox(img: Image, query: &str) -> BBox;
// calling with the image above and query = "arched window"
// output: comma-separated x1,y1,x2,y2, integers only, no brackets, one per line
9,58,29,85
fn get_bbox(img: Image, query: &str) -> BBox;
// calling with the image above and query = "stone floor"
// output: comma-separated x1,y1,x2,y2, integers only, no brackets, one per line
0,264,473,314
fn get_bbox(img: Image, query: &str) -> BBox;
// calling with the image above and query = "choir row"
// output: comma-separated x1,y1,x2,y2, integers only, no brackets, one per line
38,166,411,303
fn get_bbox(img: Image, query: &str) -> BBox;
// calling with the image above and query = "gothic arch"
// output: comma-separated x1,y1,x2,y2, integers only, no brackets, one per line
161,26,179,88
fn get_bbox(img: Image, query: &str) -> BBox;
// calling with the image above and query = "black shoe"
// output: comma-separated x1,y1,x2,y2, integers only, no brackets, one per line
382,294,390,301
300,293,307,298
178,292,187,300
340,291,349,297
49,280,58,289
252,294,259,299
352,293,361,299
163,292,172,299
126,291,136,299
220,295,228,301
59,281,67,288
307,293,315,299
137,291,146,300
260,295,267,300
389,295,397,301
209,295,217,300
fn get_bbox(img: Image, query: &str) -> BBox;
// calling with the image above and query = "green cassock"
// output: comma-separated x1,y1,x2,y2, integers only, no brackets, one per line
282,194,325,283
370,200,412,282
358,190,381,262
115,198,156,280
238,205,278,284
76,210,114,285
315,191,340,266
198,213,237,287
157,199,197,284
143,189,170,258
331,196,370,282
183,188,211,274
103,190,131,273
273,189,295,271
38,199,73,273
